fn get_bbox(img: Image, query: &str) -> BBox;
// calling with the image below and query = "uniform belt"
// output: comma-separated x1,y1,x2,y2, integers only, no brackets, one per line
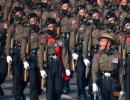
14,41,21,49
14,41,21,46
30,48,39,54
100,71,114,78
61,32,70,37
48,54,58,60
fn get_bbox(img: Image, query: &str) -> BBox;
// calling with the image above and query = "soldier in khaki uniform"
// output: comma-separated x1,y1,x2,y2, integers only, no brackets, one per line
84,9,103,60
59,0,73,94
38,18,70,100
21,13,41,100
69,4,90,100
5,7,26,100
118,17,130,100
92,30,124,100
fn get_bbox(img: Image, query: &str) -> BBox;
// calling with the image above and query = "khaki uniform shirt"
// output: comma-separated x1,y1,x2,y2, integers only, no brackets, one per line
92,50,124,89
38,33,69,70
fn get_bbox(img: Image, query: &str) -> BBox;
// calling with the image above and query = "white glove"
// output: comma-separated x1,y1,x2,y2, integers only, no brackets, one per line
40,70,47,78
120,90,125,96
6,56,12,64
84,59,90,67
92,83,98,92
72,53,78,60
23,61,30,70
66,69,71,76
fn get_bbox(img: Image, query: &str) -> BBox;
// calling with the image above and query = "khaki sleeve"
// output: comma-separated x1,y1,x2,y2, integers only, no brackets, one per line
82,26,93,59
21,28,29,61
92,54,99,83
62,40,69,69
38,34,48,70
119,55,125,90
21,37,27,61
38,45,44,70
69,30,76,53
5,26,13,56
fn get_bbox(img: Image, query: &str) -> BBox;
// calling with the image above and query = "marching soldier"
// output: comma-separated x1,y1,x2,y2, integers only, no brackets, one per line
85,8,105,58
59,0,72,94
0,5,8,96
69,4,90,100
21,13,41,100
118,17,130,100
38,18,70,100
92,30,124,100
5,7,26,100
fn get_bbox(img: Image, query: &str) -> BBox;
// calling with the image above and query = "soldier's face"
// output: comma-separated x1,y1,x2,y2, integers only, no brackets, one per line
29,17,38,25
47,24,54,30
92,12,100,20
15,12,22,18
120,0,127,5
61,3,69,10
99,39,111,50
108,17,115,24
79,9,86,16
42,0,48,3
125,23,130,29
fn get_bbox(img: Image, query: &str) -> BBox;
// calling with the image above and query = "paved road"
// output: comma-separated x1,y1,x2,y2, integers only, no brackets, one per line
0,74,80,100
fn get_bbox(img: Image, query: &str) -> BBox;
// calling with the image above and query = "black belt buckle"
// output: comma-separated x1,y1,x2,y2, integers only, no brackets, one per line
48,54,58,60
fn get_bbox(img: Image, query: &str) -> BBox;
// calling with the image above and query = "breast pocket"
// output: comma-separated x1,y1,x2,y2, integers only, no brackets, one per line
98,55,108,68
30,33,37,43
111,57,119,68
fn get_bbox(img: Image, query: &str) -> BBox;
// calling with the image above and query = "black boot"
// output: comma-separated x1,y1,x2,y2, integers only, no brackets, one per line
63,80,70,94
0,86,4,96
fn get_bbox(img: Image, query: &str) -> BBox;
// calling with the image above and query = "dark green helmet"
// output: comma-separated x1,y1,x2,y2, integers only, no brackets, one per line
77,4,86,11
106,12,116,20
60,0,70,5
13,7,23,14
89,9,99,16
123,17,130,25
28,13,38,19
45,18,57,26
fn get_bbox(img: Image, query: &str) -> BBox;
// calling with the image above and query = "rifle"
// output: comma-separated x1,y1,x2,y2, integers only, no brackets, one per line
8,24,15,78
24,69,28,81
24,30,30,82
41,78,46,90
8,38,13,78
85,66,89,78
41,46,47,89
122,36,126,66
70,58,75,71
70,31,78,71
